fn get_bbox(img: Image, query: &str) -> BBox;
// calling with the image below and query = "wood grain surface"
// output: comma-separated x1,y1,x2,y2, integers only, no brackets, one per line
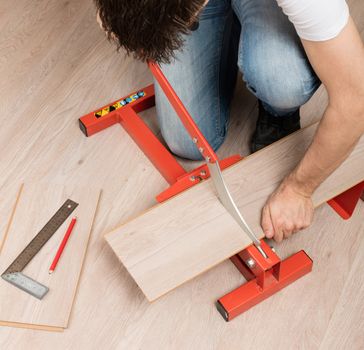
0,185,23,254
0,183,101,331
0,0,363,348
105,124,364,301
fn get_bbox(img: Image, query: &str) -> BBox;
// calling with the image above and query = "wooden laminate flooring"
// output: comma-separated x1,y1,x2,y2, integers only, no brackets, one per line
0,0,363,349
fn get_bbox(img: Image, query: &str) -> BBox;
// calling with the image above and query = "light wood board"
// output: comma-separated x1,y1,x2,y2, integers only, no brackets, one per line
0,182,101,331
105,124,364,301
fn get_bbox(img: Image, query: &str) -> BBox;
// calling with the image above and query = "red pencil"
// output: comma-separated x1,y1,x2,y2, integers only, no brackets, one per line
49,217,77,274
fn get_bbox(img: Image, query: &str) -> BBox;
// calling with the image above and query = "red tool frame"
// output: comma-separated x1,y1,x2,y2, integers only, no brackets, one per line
79,62,363,321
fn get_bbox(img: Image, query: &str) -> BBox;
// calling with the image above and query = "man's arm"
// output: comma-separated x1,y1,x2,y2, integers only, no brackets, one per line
262,18,364,242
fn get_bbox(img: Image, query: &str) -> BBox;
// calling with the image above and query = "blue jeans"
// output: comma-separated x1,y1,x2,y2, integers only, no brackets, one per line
154,0,320,160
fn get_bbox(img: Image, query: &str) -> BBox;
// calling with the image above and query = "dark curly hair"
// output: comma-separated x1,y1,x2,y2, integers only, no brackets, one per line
94,0,206,64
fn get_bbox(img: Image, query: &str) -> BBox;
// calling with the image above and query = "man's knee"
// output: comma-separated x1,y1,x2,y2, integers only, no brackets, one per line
157,115,227,161
160,128,226,161
155,91,227,160
239,49,320,112
160,127,203,160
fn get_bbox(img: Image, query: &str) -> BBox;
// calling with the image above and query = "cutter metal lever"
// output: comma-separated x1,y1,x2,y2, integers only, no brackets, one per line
149,61,268,258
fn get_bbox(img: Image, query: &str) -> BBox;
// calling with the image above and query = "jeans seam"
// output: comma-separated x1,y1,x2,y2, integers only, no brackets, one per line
215,13,230,143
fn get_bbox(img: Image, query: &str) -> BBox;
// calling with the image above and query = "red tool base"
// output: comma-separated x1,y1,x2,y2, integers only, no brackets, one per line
217,250,313,321
78,74,362,322
327,181,364,219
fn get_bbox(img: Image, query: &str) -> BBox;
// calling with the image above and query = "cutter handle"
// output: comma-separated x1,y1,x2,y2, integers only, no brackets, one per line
148,61,218,163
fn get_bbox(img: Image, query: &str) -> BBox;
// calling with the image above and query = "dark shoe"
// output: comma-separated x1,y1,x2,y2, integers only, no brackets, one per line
250,101,301,153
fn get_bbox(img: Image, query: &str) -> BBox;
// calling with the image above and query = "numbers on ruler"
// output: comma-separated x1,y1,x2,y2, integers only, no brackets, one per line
3,199,78,275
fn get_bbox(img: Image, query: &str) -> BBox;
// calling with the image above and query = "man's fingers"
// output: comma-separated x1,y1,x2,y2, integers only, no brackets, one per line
262,205,274,238
270,209,284,242
273,229,283,242
285,221,299,238
260,181,315,243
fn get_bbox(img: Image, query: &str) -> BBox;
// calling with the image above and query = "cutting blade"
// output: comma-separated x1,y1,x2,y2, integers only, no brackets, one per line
207,161,267,258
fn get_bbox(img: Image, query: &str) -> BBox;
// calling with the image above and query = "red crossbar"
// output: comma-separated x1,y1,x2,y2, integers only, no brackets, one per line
79,84,186,185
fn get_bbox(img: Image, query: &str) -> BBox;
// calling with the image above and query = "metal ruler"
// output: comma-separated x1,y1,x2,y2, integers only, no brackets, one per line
1,199,78,299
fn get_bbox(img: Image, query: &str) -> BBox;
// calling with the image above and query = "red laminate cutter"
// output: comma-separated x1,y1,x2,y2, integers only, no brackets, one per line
79,61,364,321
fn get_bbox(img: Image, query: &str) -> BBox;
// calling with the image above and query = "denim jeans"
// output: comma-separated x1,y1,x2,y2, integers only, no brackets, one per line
154,0,320,160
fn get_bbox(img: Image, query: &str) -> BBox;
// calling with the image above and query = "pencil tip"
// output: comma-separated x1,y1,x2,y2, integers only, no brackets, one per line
49,270,53,274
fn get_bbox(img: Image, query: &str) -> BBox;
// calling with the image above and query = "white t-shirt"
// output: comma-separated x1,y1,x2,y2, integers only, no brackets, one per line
276,0,350,41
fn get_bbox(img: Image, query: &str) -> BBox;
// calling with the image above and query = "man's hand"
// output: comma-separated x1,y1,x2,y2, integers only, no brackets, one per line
262,175,314,242
261,17,364,242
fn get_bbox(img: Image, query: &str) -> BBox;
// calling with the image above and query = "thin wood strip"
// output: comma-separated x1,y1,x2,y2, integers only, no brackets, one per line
64,190,102,329
0,320,64,333
0,184,24,254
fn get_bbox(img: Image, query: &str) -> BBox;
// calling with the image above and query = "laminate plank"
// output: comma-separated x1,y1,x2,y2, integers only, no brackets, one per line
105,124,364,301
0,0,363,347
0,182,101,331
